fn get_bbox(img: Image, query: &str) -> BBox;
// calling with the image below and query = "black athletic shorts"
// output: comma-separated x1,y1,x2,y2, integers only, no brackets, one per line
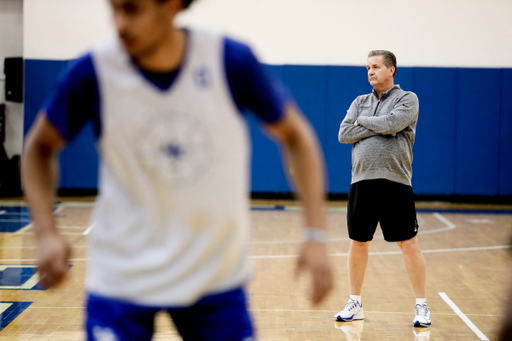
347,179,418,242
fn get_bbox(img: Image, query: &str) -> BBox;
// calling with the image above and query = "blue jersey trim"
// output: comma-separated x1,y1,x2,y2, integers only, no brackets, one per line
44,54,101,141
44,35,290,142
224,37,290,123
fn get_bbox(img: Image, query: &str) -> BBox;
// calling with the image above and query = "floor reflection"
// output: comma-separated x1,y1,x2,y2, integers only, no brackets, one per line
413,327,431,341
334,320,432,341
334,320,364,341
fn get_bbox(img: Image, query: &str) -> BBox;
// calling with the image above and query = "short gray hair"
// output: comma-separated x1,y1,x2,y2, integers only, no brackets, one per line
368,50,397,79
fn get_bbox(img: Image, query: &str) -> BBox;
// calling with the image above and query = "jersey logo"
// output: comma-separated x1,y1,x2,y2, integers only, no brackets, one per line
140,111,215,188
194,66,211,89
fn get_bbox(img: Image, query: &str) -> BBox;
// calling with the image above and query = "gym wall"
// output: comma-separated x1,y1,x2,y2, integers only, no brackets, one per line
23,0,512,196
0,0,24,159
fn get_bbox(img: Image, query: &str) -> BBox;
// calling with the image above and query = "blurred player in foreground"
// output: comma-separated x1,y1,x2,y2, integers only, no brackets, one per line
336,50,430,327
22,0,333,340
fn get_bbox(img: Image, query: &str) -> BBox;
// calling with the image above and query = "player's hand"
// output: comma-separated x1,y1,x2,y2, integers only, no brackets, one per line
295,241,333,306
36,230,71,288
354,120,358,126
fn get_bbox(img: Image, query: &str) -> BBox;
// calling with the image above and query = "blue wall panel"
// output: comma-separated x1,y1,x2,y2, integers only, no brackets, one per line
24,59,512,197
247,65,284,192
282,65,328,193
24,60,68,135
25,59,99,189
325,66,371,193
500,69,512,195
24,60,69,188
395,67,414,94
411,68,457,194
455,69,501,195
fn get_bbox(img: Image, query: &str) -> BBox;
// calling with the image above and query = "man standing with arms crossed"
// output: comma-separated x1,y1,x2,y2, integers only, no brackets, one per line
22,0,333,340
336,50,430,327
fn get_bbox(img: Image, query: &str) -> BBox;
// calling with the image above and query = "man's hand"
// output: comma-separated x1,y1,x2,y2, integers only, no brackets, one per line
295,241,333,306
354,120,358,126
36,231,71,288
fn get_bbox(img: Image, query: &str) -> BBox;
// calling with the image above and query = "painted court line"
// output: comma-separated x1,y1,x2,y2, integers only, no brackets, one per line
83,223,95,236
439,292,489,340
251,212,455,245
12,223,33,236
0,245,509,262
251,244,512,259
24,306,501,318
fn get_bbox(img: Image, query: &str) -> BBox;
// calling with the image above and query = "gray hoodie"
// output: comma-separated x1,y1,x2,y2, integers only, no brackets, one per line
338,85,419,186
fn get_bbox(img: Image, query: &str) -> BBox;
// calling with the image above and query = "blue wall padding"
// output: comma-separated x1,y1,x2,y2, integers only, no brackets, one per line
411,68,458,195
281,65,328,193
24,59,99,189
500,69,512,195
24,59,512,196
247,65,285,192
325,66,372,192
455,69,501,195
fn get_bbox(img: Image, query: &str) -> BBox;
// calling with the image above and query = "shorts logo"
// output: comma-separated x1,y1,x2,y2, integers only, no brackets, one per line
92,326,119,341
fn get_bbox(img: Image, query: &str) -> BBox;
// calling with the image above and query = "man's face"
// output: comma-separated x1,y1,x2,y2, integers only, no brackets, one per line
110,0,175,58
366,55,394,88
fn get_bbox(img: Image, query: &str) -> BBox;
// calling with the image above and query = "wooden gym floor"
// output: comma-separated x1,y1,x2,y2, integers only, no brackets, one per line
0,198,511,340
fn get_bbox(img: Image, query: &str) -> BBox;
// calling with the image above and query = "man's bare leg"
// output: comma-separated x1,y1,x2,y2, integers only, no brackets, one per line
348,240,371,295
397,236,426,298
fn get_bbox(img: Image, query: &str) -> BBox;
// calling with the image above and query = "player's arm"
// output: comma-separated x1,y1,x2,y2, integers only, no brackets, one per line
22,113,70,288
224,38,333,305
356,92,419,135
22,54,98,288
338,100,380,144
265,103,333,306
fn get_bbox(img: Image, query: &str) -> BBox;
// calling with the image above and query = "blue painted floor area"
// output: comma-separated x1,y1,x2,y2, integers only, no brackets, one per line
0,206,31,233
0,266,45,290
0,302,32,332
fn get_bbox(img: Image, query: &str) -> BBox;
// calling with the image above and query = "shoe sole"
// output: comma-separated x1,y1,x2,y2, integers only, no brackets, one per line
413,321,431,327
335,313,364,322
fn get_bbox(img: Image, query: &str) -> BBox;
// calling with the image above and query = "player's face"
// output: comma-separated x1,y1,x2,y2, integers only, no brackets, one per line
110,0,177,58
367,55,394,88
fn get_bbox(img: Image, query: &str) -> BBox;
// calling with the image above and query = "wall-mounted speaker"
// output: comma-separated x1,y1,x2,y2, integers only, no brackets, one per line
3,58,23,103
0,104,4,143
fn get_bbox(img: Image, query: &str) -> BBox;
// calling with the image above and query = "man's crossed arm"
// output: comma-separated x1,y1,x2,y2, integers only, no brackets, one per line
338,93,419,144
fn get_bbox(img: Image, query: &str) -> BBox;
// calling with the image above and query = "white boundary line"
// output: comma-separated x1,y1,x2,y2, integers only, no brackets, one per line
82,223,95,236
251,212,455,245
12,223,33,236
252,244,511,259
439,292,489,340
0,245,509,262
23,306,501,318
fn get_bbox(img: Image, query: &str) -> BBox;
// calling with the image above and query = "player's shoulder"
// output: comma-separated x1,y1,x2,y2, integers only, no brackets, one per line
58,52,96,86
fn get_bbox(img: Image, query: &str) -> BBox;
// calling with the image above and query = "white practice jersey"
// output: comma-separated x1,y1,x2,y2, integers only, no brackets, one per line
87,31,252,306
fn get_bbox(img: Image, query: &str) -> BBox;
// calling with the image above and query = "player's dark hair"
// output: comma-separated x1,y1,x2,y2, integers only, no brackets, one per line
157,0,195,9
368,50,397,79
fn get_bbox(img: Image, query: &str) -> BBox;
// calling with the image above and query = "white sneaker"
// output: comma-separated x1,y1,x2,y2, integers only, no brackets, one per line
334,320,364,341
413,303,431,327
334,298,364,322
413,327,431,341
